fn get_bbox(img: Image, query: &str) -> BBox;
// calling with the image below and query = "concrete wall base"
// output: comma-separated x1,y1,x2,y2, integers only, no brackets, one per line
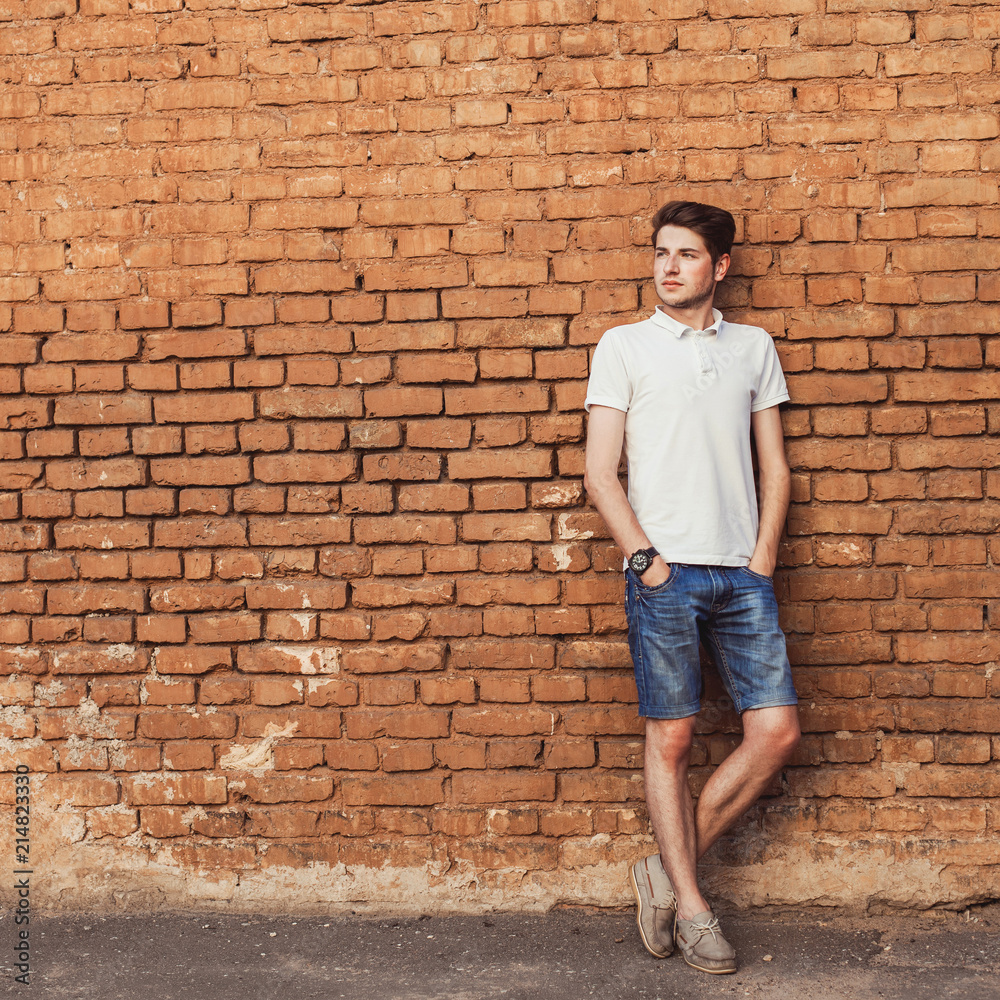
20,828,1000,916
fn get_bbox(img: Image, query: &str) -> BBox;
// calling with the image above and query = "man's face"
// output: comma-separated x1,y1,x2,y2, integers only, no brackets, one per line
653,224,729,311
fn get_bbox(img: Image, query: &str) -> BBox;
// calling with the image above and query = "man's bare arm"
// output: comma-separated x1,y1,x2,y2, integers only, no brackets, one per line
583,404,670,586
749,405,791,577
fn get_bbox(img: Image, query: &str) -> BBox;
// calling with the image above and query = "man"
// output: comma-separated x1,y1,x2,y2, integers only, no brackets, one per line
583,201,800,974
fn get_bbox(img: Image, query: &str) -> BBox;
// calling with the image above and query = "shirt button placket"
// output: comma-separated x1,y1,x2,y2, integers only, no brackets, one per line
694,335,713,374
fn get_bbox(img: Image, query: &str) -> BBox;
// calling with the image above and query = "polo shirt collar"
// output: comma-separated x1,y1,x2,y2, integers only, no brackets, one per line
652,306,723,338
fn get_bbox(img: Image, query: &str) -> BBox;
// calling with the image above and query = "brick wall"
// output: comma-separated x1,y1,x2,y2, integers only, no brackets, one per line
1,1,999,913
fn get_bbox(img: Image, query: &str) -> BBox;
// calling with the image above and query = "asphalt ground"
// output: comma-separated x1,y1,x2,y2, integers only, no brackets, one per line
1,905,997,999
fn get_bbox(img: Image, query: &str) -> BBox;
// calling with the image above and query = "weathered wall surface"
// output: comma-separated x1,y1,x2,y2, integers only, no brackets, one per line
1,0,999,914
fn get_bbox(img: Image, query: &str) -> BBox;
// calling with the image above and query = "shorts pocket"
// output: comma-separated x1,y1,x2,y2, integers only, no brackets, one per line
631,563,679,596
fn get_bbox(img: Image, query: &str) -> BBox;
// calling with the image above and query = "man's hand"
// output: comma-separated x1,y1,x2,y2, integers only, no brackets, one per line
638,555,671,587
746,553,775,578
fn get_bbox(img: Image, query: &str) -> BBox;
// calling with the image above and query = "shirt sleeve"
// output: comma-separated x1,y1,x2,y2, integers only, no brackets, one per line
751,334,790,412
584,330,631,413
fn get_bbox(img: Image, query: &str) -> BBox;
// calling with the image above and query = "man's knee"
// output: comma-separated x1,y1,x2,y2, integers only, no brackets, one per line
773,716,801,761
645,716,697,769
743,707,800,763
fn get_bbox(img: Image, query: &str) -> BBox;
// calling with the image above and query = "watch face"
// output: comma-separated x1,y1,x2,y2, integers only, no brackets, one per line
630,550,652,574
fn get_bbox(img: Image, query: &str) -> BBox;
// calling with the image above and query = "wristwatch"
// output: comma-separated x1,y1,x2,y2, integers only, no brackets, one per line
628,546,659,576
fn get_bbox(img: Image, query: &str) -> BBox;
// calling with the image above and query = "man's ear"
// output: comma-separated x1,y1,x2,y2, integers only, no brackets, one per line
714,253,731,283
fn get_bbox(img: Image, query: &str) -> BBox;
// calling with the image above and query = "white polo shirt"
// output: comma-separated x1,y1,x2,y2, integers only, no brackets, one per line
585,307,789,567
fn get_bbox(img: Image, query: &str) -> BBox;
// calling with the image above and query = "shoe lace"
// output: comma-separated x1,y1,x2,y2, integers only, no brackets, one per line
652,889,677,911
687,914,722,943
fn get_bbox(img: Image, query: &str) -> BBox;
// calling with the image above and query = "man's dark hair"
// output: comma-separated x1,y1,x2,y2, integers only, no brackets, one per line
650,201,736,265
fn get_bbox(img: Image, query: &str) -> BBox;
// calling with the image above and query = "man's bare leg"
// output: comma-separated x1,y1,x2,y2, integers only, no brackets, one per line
694,706,800,860
643,715,708,919
643,706,800,920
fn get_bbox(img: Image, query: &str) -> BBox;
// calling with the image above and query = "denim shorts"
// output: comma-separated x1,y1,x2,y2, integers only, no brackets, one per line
625,563,797,719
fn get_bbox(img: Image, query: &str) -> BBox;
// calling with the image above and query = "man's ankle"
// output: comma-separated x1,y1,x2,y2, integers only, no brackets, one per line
675,898,712,922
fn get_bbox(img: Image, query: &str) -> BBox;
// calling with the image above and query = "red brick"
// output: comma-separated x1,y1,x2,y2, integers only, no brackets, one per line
341,775,444,806
353,516,456,546
449,448,553,480
254,453,356,484
398,484,470,512
54,394,150,426
471,482,528,511
137,712,237,741
362,452,441,482
122,773,227,807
